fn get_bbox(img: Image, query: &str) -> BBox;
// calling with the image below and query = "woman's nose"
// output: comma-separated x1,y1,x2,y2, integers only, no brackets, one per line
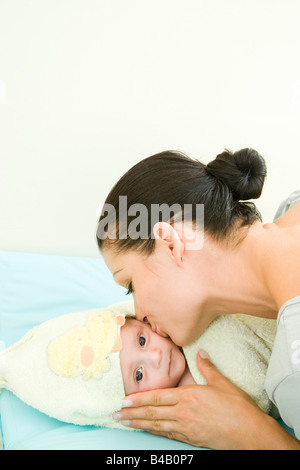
133,300,150,325
133,298,143,322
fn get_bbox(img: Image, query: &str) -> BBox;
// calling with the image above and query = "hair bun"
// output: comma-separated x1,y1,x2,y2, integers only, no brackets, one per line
206,148,267,200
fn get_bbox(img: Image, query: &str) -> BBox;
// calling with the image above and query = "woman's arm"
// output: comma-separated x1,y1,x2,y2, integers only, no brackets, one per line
114,352,300,450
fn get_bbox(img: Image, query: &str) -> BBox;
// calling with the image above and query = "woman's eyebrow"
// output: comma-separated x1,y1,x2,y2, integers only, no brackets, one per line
113,268,123,279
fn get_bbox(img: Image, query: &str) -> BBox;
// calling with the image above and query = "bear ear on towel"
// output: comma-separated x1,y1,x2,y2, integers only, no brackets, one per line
0,300,137,430
47,309,123,380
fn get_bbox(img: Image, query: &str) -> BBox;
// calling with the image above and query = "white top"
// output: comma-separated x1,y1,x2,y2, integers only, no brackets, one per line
265,190,300,439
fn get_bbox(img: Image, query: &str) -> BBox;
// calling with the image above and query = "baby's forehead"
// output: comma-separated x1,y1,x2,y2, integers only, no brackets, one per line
123,317,144,330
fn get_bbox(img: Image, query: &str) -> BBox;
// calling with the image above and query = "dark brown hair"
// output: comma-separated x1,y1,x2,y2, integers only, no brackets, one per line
97,148,267,254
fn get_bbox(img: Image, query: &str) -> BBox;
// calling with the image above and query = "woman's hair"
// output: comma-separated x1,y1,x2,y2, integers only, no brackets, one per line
97,148,267,254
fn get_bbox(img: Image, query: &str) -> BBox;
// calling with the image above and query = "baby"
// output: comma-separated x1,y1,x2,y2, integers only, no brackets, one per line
0,301,278,430
119,317,194,396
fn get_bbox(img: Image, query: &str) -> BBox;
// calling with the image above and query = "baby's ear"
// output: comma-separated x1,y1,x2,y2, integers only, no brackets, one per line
112,335,122,353
112,315,125,353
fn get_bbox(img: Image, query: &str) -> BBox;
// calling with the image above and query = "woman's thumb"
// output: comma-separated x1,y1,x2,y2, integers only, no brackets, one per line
196,350,225,386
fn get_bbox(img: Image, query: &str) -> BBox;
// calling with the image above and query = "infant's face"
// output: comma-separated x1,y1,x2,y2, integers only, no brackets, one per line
119,318,186,395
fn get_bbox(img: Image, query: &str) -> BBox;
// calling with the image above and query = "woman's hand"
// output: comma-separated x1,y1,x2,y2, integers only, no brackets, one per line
113,351,300,450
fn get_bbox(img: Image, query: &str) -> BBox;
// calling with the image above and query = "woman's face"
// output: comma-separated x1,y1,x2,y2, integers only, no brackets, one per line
119,318,186,395
102,242,205,347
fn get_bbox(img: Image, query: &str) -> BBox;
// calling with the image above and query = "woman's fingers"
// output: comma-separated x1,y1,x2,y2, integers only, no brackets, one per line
122,387,180,409
121,416,178,433
113,386,211,447
117,404,178,424
117,401,206,447
113,388,183,430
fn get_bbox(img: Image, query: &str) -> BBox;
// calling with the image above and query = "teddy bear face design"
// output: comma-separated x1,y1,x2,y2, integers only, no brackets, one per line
47,310,125,380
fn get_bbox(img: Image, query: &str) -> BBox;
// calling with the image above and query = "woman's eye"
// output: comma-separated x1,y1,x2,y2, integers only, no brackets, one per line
135,367,143,383
125,282,133,296
139,334,146,347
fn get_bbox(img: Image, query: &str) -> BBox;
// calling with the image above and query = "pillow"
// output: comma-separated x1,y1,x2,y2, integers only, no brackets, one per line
0,251,200,450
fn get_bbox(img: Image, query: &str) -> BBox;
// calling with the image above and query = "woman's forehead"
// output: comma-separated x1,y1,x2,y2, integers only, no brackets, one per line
101,246,127,271
103,246,149,272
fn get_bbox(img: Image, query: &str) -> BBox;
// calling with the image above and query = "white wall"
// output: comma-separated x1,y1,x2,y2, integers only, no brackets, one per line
0,0,300,257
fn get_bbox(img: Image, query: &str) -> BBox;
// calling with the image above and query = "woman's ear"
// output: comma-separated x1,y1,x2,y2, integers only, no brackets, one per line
152,222,184,267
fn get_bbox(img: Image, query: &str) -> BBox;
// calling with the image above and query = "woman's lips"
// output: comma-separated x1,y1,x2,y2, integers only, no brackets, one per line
152,325,169,338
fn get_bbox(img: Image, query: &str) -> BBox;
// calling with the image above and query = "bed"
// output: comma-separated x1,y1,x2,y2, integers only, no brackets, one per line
0,251,295,450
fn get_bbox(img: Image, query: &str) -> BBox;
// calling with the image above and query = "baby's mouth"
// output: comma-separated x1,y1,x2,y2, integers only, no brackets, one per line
168,349,172,375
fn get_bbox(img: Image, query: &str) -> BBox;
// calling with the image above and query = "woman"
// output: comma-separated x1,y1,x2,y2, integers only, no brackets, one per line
97,148,300,449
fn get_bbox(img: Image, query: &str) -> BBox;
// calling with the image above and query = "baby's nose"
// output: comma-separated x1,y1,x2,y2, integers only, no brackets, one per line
150,348,162,368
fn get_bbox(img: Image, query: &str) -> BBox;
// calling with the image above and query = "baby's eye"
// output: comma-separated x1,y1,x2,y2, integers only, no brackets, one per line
135,367,143,383
139,334,146,347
